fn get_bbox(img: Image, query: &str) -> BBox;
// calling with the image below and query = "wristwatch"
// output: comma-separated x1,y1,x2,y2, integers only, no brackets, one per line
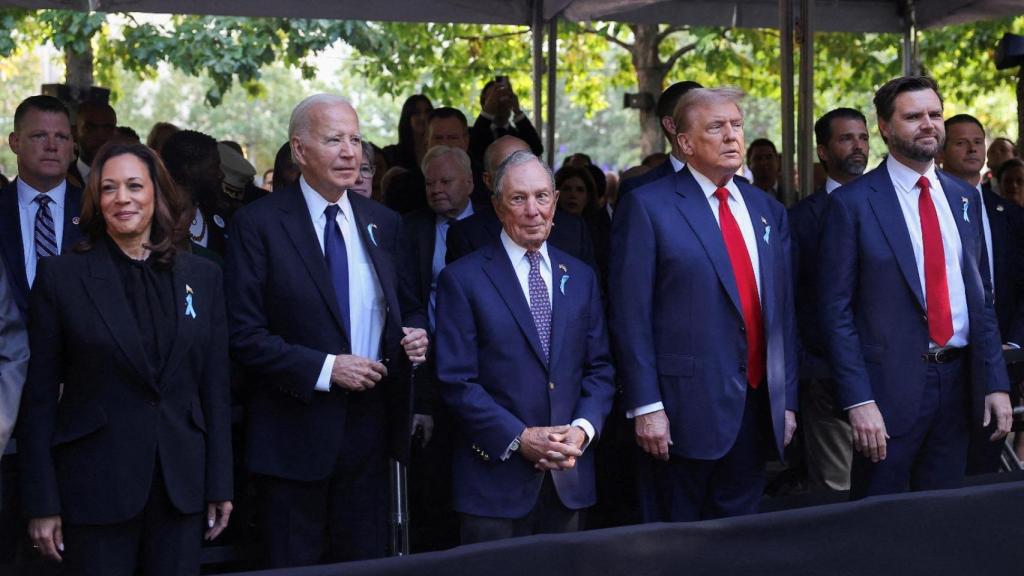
510,436,521,453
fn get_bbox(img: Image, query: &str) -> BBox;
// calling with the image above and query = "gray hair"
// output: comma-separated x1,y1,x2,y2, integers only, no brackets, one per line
288,94,352,140
361,140,375,166
421,145,472,177
492,149,554,198
672,87,745,134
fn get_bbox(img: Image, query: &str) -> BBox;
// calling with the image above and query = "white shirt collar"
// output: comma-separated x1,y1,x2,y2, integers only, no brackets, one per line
886,155,938,192
77,158,91,181
689,166,739,201
17,178,67,209
300,175,352,223
436,201,475,225
669,154,686,173
825,177,842,195
500,228,550,268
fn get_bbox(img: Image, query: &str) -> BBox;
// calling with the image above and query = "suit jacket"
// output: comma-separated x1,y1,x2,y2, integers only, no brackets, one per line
789,187,831,357
18,242,232,524
0,179,84,318
617,160,675,198
0,259,28,456
435,241,614,518
467,114,544,171
819,164,1008,436
981,187,1024,345
226,183,423,479
446,203,597,269
610,167,798,460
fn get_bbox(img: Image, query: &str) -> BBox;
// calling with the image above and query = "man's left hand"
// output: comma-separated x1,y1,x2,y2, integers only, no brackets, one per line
537,426,586,471
401,327,428,364
784,410,797,447
984,391,1012,441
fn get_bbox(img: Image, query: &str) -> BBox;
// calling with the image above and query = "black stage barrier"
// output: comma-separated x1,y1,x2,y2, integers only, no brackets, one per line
233,478,1024,576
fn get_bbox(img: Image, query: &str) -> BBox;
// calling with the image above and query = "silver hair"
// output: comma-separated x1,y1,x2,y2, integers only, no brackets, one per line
288,94,352,140
672,87,745,134
492,149,553,198
361,140,375,166
421,145,472,178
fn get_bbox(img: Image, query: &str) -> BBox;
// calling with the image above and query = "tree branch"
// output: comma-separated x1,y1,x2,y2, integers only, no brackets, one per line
657,25,687,44
580,25,632,50
662,40,699,72
453,30,530,41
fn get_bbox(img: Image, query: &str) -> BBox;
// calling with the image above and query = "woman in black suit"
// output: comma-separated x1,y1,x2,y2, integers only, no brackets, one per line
20,142,233,575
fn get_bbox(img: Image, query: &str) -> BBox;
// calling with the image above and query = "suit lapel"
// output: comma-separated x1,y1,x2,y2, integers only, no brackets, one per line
742,186,775,333
349,194,399,323
0,183,28,300
865,169,926,310
81,241,158,392
982,190,1006,276
548,252,570,369
416,214,435,302
62,185,83,249
277,187,349,338
481,243,548,367
672,168,744,318
159,256,193,387
939,172,983,290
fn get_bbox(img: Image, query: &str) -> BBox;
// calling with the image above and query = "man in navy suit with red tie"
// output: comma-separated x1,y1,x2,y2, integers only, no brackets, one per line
226,94,428,567
610,88,798,521
435,150,614,544
819,77,1011,498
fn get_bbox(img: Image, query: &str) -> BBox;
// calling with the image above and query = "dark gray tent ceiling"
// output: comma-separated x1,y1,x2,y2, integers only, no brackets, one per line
2,0,1022,32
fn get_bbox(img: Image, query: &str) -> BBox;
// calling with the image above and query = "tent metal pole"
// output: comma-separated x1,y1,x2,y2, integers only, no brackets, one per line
780,0,795,200
797,0,814,202
546,16,557,167
532,0,544,142
902,0,917,75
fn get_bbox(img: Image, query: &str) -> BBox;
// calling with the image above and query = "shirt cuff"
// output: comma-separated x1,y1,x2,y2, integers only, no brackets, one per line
626,401,664,419
571,418,595,452
1006,342,1021,350
315,354,335,392
844,399,875,411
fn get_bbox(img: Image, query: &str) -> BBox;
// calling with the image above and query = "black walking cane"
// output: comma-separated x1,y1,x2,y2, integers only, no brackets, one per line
389,362,419,556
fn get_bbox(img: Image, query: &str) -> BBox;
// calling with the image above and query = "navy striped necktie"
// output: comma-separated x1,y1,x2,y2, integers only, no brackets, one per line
34,194,58,259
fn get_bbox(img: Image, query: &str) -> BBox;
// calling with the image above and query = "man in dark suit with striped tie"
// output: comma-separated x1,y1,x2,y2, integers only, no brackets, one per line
0,95,84,319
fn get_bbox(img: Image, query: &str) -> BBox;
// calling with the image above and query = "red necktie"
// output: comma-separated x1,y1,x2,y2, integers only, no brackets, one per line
917,176,953,346
714,188,765,388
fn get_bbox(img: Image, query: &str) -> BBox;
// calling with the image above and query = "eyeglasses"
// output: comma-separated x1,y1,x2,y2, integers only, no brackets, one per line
359,164,375,180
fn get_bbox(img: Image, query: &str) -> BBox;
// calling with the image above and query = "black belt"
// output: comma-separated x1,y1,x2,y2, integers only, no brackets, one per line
922,347,968,364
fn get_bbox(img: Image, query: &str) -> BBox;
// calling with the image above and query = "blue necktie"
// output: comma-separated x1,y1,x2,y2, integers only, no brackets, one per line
526,250,551,361
323,204,351,338
34,194,58,259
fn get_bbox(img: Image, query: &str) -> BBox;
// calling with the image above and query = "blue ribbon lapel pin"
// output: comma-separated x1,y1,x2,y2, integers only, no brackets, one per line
185,284,197,319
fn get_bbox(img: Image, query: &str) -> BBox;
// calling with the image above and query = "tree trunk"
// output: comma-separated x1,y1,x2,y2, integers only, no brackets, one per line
64,42,94,99
1018,68,1023,157
629,24,668,159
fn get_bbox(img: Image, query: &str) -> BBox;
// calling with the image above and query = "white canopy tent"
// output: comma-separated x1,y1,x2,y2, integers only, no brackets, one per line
4,0,1023,199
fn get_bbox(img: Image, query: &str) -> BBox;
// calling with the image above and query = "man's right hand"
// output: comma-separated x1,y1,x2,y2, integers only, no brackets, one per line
331,355,388,392
849,402,889,462
635,409,672,461
518,425,582,470
28,515,62,562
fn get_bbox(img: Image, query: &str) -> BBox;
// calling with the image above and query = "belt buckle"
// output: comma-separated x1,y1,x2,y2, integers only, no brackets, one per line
933,349,950,364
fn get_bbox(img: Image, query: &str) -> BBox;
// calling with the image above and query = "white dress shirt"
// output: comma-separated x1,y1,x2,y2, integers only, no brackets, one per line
976,183,995,293
428,202,474,332
628,168,763,419
76,158,90,183
17,178,67,287
498,230,594,456
887,156,969,349
299,177,386,392
825,177,842,195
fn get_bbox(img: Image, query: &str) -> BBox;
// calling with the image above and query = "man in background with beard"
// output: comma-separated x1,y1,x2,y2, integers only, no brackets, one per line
788,108,869,491
819,76,1011,498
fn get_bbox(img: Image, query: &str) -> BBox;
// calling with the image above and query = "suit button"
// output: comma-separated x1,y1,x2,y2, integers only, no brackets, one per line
922,315,928,323
740,325,746,333
549,382,555,390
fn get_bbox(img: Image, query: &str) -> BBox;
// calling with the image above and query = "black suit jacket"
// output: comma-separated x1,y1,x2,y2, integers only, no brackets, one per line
788,186,831,357
467,114,544,171
445,203,597,269
226,183,423,478
18,242,232,524
981,187,1024,344
0,179,84,318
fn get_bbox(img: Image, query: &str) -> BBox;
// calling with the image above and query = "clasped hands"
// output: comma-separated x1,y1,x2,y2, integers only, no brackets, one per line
518,425,585,471
330,327,428,392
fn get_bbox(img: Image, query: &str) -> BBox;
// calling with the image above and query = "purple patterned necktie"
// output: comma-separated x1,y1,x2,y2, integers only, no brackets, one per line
526,250,551,360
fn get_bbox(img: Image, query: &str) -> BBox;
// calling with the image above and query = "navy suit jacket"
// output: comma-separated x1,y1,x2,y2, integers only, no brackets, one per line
445,203,596,269
435,241,614,518
789,187,831,357
617,159,674,198
610,167,798,460
19,242,232,524
226,183,424,478
981,187,1024,345
819,164,1009,436
0,179,83,318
